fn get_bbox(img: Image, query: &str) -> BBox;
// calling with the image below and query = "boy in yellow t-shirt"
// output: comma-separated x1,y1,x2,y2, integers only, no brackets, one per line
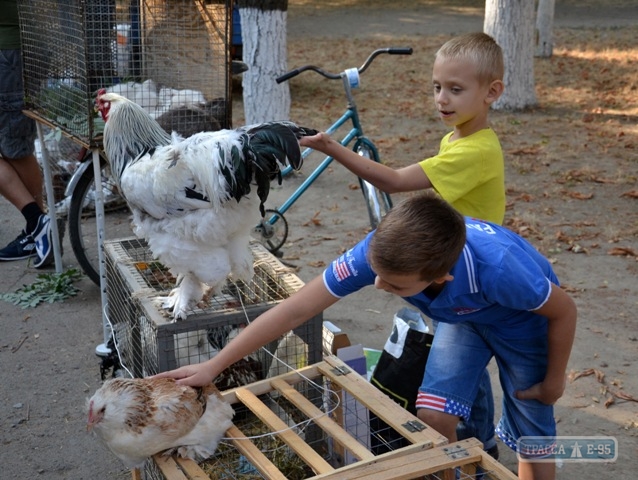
300,32,506,457
300,32,505,224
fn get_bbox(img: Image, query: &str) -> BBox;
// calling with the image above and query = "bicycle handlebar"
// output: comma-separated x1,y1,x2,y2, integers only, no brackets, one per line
276,47,413,84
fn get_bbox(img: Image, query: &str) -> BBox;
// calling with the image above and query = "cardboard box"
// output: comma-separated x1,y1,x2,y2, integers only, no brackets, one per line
322,321,351,355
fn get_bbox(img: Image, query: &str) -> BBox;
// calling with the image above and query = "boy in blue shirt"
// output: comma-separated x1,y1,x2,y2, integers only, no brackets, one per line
156,192,577,480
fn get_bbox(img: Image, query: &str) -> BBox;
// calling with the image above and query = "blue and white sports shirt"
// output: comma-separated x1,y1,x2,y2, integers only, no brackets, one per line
323,217,558,339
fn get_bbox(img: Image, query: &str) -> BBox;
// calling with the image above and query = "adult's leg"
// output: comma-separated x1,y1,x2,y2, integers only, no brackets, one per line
0,48,41,210
0,154,43,210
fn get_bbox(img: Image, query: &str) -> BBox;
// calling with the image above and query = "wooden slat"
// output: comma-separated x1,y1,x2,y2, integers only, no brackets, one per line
312,439,485,480
131,468,141,480
476,448,519,479
221,363,323,404
235,387,334,475
152,455,189,480
174,457,213,480
320,356,447,447
270,377,374,462
225,425,288,480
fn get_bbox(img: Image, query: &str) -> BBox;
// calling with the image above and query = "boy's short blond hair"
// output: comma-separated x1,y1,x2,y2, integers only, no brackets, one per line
436,32,504,85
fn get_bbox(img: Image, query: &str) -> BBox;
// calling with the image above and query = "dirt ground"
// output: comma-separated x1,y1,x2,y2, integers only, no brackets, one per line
0,1,636,479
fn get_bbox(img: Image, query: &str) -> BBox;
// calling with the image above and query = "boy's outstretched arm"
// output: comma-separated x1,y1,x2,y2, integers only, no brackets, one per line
151,276,339,387
300,132,431,193
516,283,577,405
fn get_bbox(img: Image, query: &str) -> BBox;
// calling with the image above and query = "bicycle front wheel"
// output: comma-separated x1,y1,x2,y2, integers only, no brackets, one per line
253,209,289,254
356,144,393,229
68,158,130,285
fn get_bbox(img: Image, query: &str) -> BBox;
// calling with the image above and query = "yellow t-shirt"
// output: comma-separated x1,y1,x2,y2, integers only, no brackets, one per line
419,128,505,225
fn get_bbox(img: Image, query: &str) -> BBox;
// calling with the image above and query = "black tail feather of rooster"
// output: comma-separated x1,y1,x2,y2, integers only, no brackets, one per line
224,121,318,216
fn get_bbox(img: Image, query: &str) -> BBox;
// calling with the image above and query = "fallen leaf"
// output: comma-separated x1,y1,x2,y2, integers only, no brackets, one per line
561,284,583,293
608,247,638,257
591,176,616,184
568,244,588,254
569,368,605,383
302,211,323,226
620,190,638,199
604,396,615,408
562,190,594,200
555,230,572,242
508,145,542,155
610,389,638,403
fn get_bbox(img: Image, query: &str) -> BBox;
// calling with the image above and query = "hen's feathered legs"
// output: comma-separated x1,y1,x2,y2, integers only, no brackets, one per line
160,274,206,321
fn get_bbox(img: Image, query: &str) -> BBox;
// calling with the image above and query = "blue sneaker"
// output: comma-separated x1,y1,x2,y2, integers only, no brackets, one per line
0,231,37,261
31,214,54,269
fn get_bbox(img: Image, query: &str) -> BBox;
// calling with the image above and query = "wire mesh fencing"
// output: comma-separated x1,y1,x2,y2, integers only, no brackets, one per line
18,0,233,148
104,237,322,379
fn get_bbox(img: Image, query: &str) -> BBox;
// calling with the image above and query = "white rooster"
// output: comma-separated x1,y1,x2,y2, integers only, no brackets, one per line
96,90,316,320
87,378,234,468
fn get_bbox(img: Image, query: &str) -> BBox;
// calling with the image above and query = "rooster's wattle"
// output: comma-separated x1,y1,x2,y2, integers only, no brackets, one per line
96,90,316,319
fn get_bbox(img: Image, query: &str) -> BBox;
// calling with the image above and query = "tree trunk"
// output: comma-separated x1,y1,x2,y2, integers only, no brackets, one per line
237,0,290,124
484,0,537,110
535,0,555,58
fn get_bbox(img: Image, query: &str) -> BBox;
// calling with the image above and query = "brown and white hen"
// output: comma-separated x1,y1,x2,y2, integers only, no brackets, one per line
87,377,234,468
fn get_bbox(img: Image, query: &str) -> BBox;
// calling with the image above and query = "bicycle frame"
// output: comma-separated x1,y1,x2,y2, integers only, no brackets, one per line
263,72,377,223
269,77,378,216
254,47,414,252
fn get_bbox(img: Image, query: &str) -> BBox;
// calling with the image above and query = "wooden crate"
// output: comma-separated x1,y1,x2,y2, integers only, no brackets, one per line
140,356,518,480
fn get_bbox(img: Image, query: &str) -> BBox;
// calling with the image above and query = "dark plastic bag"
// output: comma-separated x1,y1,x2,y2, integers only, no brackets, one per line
369,307,433,453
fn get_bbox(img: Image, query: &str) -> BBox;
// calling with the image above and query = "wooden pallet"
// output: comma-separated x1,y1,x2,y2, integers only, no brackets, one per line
137,356,518,480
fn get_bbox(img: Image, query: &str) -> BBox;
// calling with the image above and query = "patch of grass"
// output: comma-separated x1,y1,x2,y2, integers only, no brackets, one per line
0,268,83,308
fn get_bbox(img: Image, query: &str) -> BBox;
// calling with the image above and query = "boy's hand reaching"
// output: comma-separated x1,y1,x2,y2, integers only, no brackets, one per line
514,376,567,405
150,364,215,387
299,131,335,151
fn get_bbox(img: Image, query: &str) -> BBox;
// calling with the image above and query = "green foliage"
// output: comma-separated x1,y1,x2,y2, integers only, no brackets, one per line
36,83,105,137
0,268,83,309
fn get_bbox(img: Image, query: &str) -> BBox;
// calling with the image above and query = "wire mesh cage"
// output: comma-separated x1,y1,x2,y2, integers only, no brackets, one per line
18,0,233,148
143,356,516,480
104,237,323,382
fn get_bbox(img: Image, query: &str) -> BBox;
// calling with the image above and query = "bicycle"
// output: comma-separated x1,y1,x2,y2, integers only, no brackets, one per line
253,47,413,253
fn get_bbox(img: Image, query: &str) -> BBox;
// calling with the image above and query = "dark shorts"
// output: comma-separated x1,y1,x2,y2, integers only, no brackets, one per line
0,49,36,159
